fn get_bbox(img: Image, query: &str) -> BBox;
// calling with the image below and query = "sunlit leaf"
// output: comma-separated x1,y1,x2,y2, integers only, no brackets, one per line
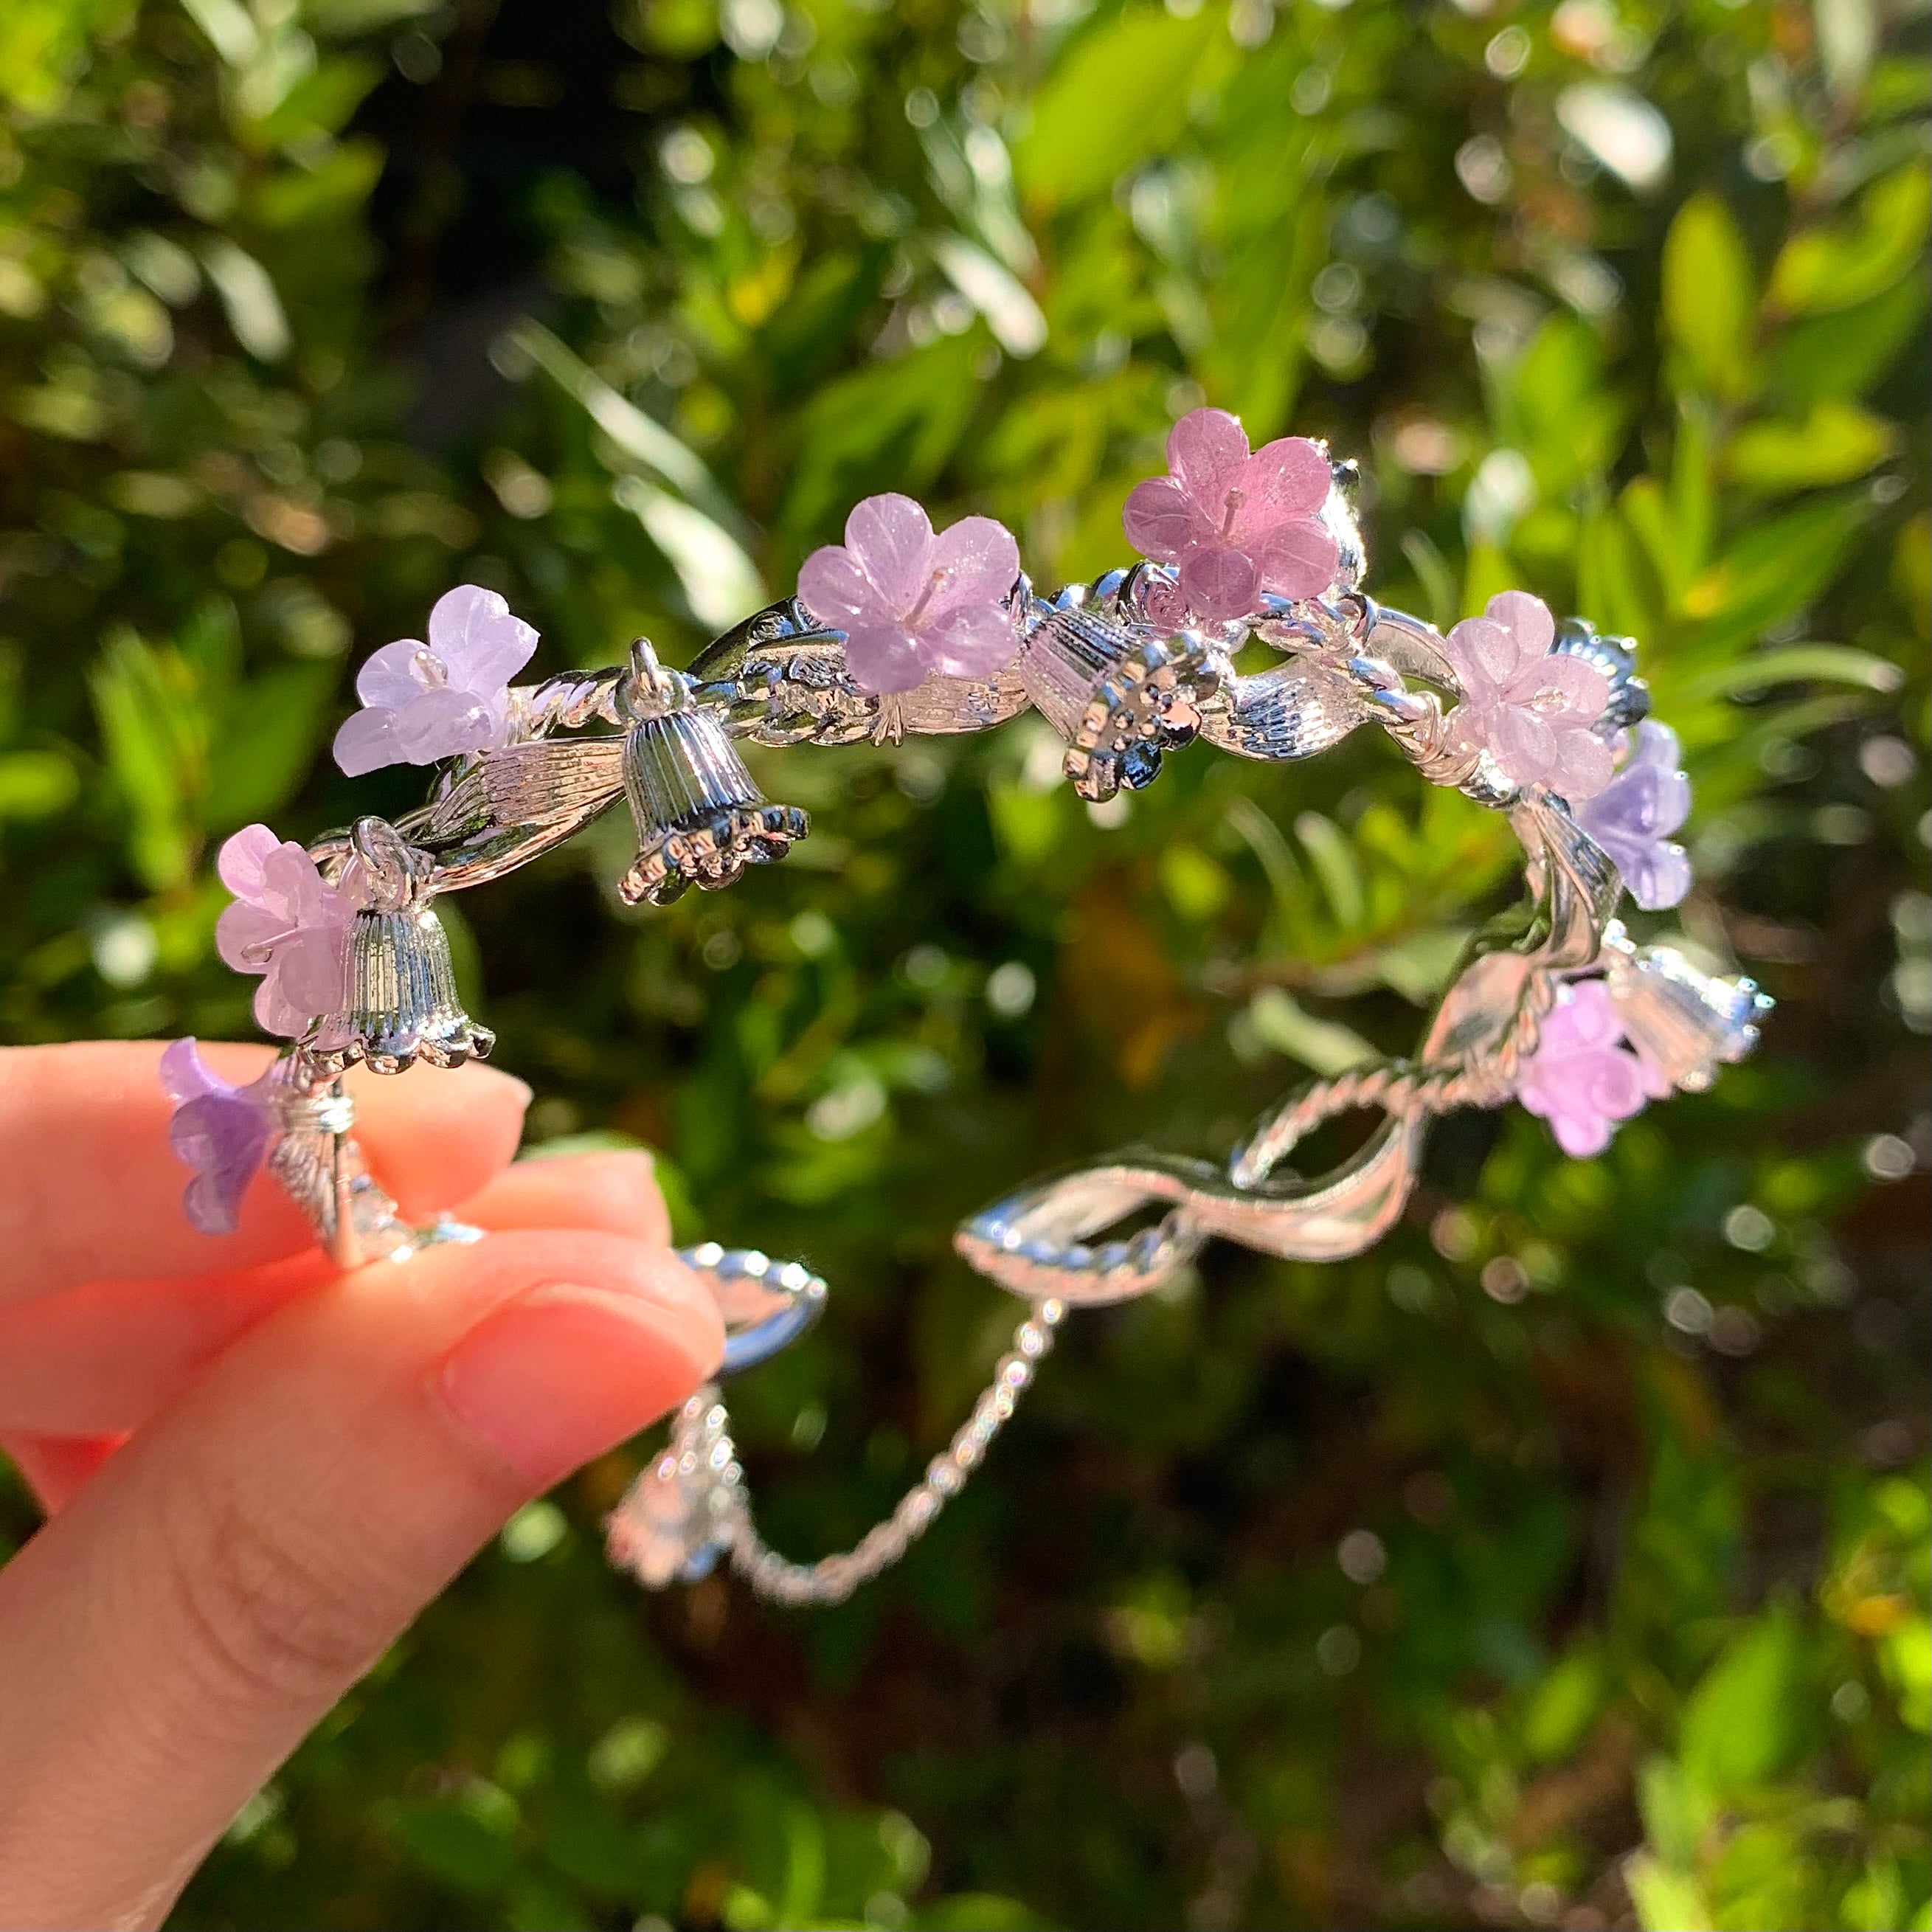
1663,193,1756,402
1769,165,1931,316
1724,399,1897,492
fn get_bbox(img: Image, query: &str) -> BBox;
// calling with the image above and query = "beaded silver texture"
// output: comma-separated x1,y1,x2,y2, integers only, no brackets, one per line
184,450,1770,1608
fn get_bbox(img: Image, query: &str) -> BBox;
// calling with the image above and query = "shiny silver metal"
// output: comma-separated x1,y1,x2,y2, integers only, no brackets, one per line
680,1243,829,1373
210,470,1768,1610
306,818,495,1078
615,640,809,907
1017,578,1222,801
1554,617,1649,738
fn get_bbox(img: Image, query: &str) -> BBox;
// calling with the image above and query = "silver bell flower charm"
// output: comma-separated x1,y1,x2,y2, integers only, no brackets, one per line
617,640,809,906
606,1387,733,1588
1601,924,1772,1093
306,817,495,1076
1554,616,1649,738
1017,572,1223,803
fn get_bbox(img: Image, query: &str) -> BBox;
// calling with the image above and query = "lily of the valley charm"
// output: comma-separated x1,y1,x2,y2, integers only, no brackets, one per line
166,405,1767,1608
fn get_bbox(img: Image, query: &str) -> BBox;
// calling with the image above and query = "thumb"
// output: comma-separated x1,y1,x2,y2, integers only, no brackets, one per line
0,1228,721,1932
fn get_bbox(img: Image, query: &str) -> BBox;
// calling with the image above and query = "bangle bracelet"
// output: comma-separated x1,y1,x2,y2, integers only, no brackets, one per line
162,406,1769,1606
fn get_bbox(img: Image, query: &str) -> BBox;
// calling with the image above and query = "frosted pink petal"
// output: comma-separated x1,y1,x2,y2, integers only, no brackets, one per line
429,584,539,689
333,706,401,778
355,639,434,709
216,824,281,899
1445,616,1518,699
1123,477,1210,561
845,623,927,693
925,516,1020,617
215,899,281,975
1554,981,1621,1050
392,685,501,764
1546,729,1613,801
797,546,883,630
1486,589,1554,659
1516,652,1610,716
1178,544,1261,622
845,494,935,617
160,1034,223,1104
1489,705,1562,787
927,602,1020,680
1167,408,1250,508
276,927,350,1021
1238,437,1332,524
1249,517,1341,600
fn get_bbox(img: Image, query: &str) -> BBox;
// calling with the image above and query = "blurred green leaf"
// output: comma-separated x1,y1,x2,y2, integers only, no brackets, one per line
1723,399,1896,492
1626,1852,1714,1932
200,240,291,361
1014,10,1225,209
1663,193,1757,401
87,628,206,890
204,663,337,831
1765,271,1928,404
1768,164,1931,315
1680,1613,1804,1797
381,1791,521,1897
1690,643,1905,699
0,749,78,820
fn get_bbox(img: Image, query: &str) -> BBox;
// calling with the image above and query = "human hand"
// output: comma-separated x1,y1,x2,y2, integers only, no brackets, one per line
0,1042,723,1931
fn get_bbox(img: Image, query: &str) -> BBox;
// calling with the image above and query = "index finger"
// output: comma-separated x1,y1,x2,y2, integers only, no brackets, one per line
0,1043,532,1306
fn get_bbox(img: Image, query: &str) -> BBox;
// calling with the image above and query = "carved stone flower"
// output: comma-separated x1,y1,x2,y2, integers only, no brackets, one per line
159,1037,274,1234
1576,721,1693,910
796,494,1022,695
1515,980,1651,1157
1121,406,1340,623
333,584,540,775
1445,592,1614,800
214,824,355,1037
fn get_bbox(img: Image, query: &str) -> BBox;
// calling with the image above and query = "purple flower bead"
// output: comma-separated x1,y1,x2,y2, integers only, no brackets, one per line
214,825,355,1038
333,584,539,775
1515,980,1652,1157
1446,592,1614,801
1576,721,1693,910
159,1038,274,1235
1121,407,1339,623
797,493,1023,695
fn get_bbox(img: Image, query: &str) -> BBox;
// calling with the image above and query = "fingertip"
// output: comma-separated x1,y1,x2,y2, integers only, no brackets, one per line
350,1060,533,1219
430,1242,724,1493
455,1148,673,1247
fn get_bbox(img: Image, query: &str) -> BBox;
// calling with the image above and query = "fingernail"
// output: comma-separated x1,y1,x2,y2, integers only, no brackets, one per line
435,1281,716,1492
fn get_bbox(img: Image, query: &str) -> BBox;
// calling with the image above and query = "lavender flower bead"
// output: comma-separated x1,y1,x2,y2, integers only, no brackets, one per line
333,584,539,775
1515,980,1652,1157
797,494,1022,695
159,1038,274,1234
214,824,356,1038
1576,721,1693,910
1445,592,1614,801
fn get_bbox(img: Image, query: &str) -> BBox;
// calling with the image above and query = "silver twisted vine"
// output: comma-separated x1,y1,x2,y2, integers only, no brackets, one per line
246,547,1762,1607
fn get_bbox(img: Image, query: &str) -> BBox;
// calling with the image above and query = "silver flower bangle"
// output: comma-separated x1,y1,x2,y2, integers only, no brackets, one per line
162,408,1770,1607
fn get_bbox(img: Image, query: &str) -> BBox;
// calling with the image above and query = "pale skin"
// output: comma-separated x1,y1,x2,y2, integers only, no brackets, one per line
0,1043,724,1931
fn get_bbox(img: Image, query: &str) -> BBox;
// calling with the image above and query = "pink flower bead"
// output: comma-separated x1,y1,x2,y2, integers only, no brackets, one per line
333,584,539,775
1121,406,1340,623
1444,592,1615,800
214,825,355,1038
1515,980,1652,1157
797,494,1022,695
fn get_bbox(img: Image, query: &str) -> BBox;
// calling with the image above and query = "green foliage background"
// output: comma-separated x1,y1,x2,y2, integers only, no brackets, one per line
0,0,1928,1926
